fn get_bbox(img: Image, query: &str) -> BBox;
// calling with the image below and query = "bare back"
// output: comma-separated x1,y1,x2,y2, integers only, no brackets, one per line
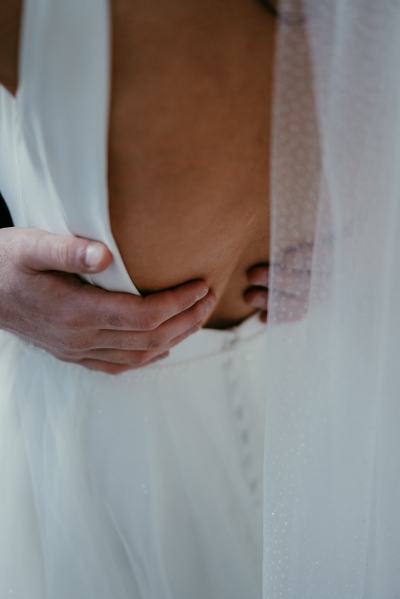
109,0,274,328
0,0,274,330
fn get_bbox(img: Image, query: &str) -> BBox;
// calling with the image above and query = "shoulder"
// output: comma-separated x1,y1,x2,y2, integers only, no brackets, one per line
0,0,22,95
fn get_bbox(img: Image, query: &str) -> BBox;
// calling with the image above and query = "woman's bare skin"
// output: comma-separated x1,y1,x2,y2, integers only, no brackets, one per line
0,0,21,95
109,0,274,329
0,1,273,335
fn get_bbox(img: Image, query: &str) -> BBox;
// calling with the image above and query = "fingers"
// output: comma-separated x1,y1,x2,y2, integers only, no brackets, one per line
62,305,207,373
244,263,269,312
91,281,212,331
246,263,269,287
60,347,171,374
144,289,216,346
76,348,171,368
55,320,199,372
16,229,113,274
142,281,212,327
72,358,159,375
244,260,311,316
68,359,132,375
243,287,268,310
94,291,216,350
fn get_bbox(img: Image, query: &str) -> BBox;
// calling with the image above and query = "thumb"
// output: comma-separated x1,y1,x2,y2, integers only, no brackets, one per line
18,229,113,274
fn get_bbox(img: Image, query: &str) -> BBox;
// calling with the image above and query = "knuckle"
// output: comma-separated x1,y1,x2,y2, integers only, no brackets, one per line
146,335,164,350
56,241,70,267
73,338,91,352
43,237,68,269
57,331,88,354
132,351,152,367
55,238,82,271
54,333,74,354
53,351,75,363
115,350,136,365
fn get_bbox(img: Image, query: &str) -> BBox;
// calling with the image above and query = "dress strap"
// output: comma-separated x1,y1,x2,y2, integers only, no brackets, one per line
18,0,139,293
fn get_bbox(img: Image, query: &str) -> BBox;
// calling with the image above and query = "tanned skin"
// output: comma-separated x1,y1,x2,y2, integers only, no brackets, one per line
0,0,21,95
1,1,273,329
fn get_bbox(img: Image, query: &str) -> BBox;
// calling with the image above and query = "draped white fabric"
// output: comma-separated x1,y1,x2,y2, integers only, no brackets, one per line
17,0,137,293
1,2,268,598
264,2,400,597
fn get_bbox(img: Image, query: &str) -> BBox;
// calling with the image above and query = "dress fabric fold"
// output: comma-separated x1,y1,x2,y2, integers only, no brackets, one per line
264,2,400,597
0,1,268,597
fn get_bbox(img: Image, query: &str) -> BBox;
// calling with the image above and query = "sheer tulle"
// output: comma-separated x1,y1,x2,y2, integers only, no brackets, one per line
0,318,268,598
264,2,400,596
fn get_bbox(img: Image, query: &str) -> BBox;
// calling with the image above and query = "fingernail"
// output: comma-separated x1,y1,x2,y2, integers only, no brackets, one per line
203,291,217,307
196,286,209,300
253,297,267,308
84,243,105,268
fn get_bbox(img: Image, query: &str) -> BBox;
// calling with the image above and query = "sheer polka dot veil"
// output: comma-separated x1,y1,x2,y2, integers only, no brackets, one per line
264,1,400,597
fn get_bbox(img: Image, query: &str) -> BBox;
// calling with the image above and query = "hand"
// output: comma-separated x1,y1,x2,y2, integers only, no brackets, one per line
243,263,269,323
0,228,216,374
244,246,313,324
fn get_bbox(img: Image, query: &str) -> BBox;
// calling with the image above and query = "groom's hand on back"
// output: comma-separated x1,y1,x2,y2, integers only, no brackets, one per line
0,228,216,374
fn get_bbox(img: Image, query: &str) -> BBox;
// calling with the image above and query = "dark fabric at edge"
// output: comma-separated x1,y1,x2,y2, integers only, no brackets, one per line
0,192,13,228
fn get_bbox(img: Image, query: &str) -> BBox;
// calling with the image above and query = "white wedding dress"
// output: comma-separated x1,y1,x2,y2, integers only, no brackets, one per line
0,2,270,598
3,2,400,598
